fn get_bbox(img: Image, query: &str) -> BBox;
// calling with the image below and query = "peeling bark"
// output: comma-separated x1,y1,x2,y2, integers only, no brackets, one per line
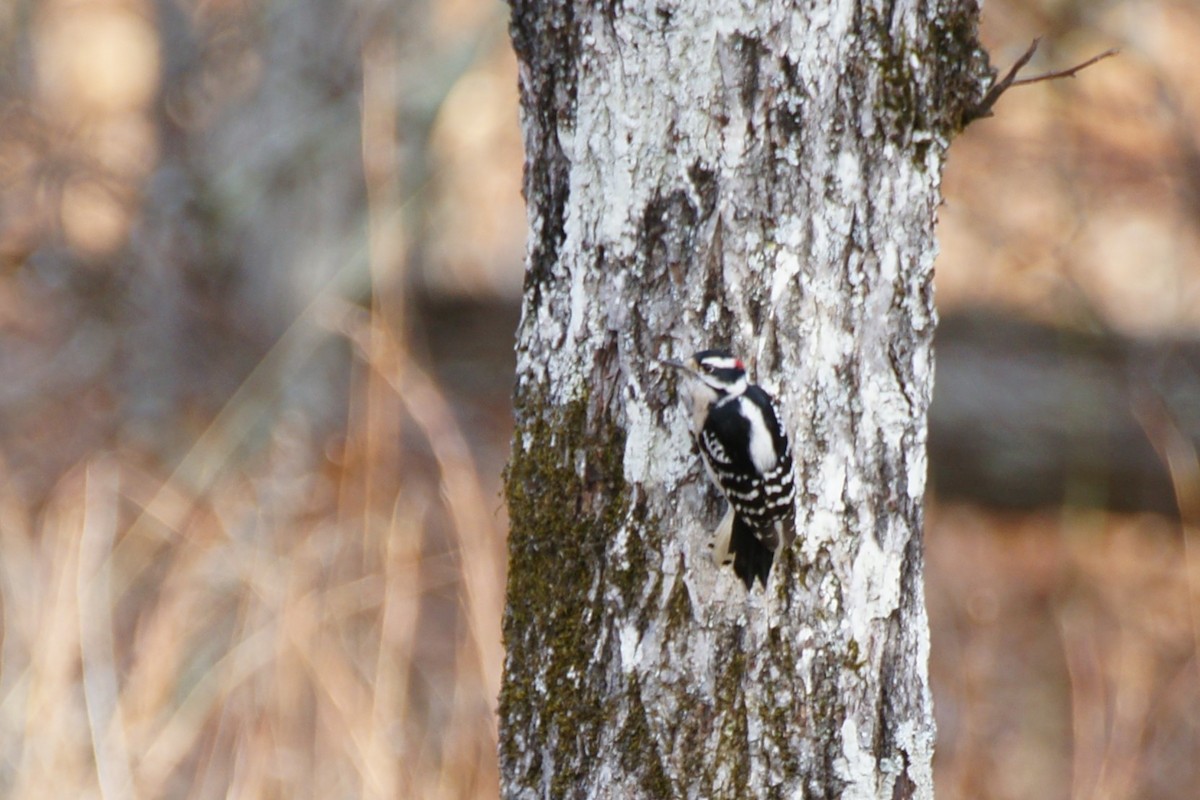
501,2,991,798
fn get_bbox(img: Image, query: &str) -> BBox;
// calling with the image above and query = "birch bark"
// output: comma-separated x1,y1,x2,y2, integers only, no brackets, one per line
501,2,991,797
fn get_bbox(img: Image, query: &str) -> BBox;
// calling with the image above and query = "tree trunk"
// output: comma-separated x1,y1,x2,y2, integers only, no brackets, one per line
501,2,990,797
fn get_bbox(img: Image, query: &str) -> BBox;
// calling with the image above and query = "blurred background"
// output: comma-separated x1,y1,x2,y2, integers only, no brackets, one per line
0,0,1197,797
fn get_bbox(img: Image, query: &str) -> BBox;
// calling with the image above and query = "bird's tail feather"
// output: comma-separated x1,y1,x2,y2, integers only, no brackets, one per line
731,513,774,590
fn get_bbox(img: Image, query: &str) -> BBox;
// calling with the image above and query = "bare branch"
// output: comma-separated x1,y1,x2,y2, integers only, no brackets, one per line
963,38,1119,126
971,37,1042,121
1011,47,1120,87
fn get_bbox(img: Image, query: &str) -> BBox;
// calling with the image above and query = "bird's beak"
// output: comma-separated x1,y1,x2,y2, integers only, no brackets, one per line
660,358,691,373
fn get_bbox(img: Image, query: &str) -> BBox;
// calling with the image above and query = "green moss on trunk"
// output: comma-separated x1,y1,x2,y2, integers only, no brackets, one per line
620,676,674,796
499,386,631,795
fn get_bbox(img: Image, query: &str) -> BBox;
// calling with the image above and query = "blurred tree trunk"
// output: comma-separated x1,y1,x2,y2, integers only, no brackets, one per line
930,311,1200,518
126,0,370,454
500,1,990,798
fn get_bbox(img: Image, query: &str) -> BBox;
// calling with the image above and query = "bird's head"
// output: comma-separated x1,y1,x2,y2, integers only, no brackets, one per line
662,348,748,398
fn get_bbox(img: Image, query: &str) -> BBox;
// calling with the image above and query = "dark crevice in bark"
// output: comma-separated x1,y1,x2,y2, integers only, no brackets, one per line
687,160,720,220
734,33,763,115
509,0,580,309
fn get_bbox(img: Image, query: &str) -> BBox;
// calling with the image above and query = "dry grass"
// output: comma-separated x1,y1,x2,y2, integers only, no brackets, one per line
0,318,507,799
929,504,1200,800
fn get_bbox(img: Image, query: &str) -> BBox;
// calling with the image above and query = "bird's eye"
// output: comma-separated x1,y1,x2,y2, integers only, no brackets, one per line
701,363,714,373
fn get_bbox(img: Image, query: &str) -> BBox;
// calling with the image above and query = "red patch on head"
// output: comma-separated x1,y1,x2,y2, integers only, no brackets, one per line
735,359,745,370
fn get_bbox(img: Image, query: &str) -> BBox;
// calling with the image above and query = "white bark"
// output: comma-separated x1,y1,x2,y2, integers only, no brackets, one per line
502,1,990,798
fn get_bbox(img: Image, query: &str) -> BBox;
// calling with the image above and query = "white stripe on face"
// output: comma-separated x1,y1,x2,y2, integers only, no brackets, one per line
700,356,741,371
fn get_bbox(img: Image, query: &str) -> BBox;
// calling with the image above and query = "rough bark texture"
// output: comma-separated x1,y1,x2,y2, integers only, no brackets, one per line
501,2,991,798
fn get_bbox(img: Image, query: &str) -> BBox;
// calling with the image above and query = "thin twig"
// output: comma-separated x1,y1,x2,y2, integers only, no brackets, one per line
1010,47,1120,87
971,37,1042,121
963,38,1119,125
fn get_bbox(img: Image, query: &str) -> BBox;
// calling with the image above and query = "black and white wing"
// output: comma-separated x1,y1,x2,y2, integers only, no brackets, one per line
696,386,795,588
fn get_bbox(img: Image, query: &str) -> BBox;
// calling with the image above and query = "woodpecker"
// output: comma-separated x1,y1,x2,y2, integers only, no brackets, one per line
663,349,796,589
